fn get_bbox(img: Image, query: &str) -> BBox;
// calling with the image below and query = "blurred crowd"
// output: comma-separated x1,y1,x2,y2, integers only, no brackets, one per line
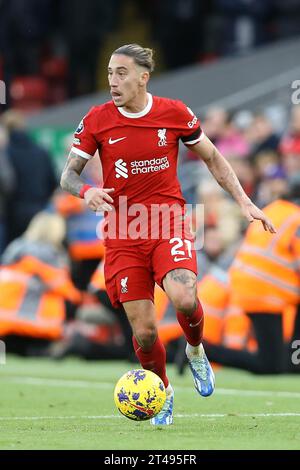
1,103,300,374
1,0,300,109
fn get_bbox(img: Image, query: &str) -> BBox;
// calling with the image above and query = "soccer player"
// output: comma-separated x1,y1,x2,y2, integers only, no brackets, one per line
61,44,275,425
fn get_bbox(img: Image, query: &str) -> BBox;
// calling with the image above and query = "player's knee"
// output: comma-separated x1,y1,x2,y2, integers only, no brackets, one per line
172,294,196,315
135,326,157,350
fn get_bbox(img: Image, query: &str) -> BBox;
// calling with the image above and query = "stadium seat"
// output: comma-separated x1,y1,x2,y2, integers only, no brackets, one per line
10,76,49,111
41,57,68,81
41,57,68,104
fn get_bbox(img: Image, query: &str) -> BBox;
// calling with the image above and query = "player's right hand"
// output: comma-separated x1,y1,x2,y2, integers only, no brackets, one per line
84,187,115,212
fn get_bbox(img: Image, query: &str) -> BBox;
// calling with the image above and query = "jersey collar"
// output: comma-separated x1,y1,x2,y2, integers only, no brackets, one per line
117,93,153,119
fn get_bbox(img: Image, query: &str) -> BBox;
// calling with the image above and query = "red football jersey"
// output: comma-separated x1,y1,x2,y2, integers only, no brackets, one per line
71,93,203,244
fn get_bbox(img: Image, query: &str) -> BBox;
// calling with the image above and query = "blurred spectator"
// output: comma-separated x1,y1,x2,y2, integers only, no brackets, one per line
255,163,288,208
48,293,131,361
216,118,250,159
233,109,254,139
0,212,81,357
227,155,256,197
264,105,288,135
1,110,57,245
253,149,280,178
288,105,300,137
281,145,300,180
203,225,225,263
202,107,228,143
178,143,206,205
0,125,15,254
205,187,300,374
247,113,280,154
196,224,226,281
279,106,300,180
203,108,250,158
197,176,243,249
53,190,105,291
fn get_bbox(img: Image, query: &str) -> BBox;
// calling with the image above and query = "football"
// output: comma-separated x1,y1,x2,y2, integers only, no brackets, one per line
114,369,166,421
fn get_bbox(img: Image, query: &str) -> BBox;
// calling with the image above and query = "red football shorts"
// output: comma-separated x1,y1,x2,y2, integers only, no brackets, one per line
104,237,198,308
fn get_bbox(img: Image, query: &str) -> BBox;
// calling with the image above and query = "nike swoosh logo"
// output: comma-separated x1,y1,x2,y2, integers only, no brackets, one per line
173,257,190,262
189,319,203,328
109,137,127,145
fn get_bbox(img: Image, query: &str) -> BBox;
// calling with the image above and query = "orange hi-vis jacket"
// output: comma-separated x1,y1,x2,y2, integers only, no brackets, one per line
198,267,254,349
198,266,229,345
222,303,255,350
0,239,81,339
156,288,181,346
230,200,300,313
89,260,106,292
54,192,105,261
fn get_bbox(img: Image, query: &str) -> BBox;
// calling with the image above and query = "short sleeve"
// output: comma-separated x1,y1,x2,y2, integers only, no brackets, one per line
71,107,98,160
176,101,204,146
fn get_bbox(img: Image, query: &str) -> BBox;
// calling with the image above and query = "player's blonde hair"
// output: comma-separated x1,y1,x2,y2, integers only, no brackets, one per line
112,44,155,73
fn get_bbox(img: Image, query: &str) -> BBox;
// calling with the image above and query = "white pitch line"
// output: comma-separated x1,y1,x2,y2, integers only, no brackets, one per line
216,388,300,399
1,376,113,389
2,376,300,399
0,413,300,422
175,413,300,418
0,415,120,421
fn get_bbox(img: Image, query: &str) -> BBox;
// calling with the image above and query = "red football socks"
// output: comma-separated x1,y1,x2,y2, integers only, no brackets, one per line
176,299,204,346
132,335,169,388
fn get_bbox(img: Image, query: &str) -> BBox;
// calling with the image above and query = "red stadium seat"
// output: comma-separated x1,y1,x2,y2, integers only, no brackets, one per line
41,57,68,81
10,76,49,111
41,57,68,104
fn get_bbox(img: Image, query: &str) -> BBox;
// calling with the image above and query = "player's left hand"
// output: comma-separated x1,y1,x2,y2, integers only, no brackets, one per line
240,201,276,233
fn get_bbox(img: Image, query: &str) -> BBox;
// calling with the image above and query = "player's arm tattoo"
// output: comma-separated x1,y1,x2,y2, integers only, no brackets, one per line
194,137,250,205
205,147,248,203
60,151,88,197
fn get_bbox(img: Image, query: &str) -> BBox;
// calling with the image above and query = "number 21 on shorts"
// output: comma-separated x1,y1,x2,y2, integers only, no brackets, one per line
169,237,192,262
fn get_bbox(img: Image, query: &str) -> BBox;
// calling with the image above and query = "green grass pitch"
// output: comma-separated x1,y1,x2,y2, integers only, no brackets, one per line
0,356,299,450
